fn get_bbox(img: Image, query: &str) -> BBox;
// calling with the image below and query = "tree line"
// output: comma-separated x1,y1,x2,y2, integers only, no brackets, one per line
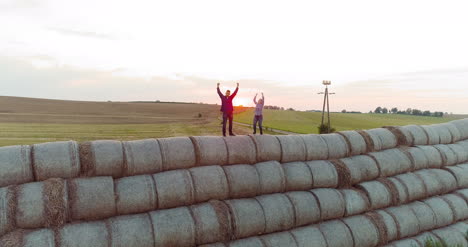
372,106,444,117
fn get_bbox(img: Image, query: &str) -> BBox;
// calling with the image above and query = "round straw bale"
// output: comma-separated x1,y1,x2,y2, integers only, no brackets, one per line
68,176,116,221
412,232,441,247
390,239,422,247
249,134,282,162
224,135,257,165
59,222,109,247
451,119,468,139
455,189,468,202
149,206,196,247
375,210,398,242
190,136,228,166
387,177,409,204
108,214,154,247
357,180,393,209
338,130,367,155
158,136,196,170
115,175,157,215
260,232,298,247
290,226,327,247
408,201,437,232
420,125,440,145
80,140,124,177
306,160,338,188
223,164,260,198
199,243,227,247
300,134,328,160
342,215,380,247
229,237,264,247
23,229,55,247
340,155,379,185
0,145,32,187
447,143,468,163
285,191,320,226
256,194,295,233
254,161,286,194
321,133,350,159
384,126,411,146
225,198,266,239
319,220,354,247
416,146,444,168
0,187,15,237
422,197,455,228
153,169,194,209
393,173,427,201
365,128,398,151
413,169,442,197
429,169,457,194
283,162,313,191
122,139,163,176
434,144,458,166
311,188,345,220
432,227,468,247
448,222,468,236
446,165,468,188
444,123,462,142
369,148,413,177
440,194,468,221
341,189,370,216
33,141,80,181
16,182,45,229
384,205,420,238
405,147,429,170
330,160,352,188
276,135,307,163
433,124,454,144
402,125,429,145
190,165,229,202
190,201,232,245
0,230,24,247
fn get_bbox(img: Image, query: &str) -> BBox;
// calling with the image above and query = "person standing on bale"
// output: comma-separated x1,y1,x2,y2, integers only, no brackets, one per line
217,82,239,136
253,92,265,135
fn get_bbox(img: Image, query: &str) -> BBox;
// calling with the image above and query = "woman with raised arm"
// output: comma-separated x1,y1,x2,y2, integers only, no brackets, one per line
253,92,264,135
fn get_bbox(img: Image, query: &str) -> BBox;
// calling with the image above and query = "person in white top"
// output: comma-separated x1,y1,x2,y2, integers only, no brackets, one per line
253,93,264,135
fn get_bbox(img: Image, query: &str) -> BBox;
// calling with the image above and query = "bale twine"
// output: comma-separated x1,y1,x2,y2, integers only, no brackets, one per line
290,226,327,247
330,160,352,188
440,194,468,221
300,134,328,160
366,211,390,245
422,197,455,228
122,139,163,176
149,206,196,247
260,231,298,247
384,205,420,239
341,189,370,216
405,147,429,170
416,146,444,168
275,135,307,163
447,143,468,164
249,134,282,162
369,148,413,177
393,173,427,202
408,201,437,232
319,220,354,247
225,198,266,239
0,145,33,187
414,169,443,196
256,194,295,234
342,215,380,247
340,155,379,185
254,161,286,194
223,164,260,198
321,133,350,159
445,164,468,188
190,201,232,245
432,227,468,247
434,144,458,166
400,125,429,145
58,222,110,247
356,180,393,209
375,210,399,242
158,137,196,171
384,126,411,146
153,169,195,209
224,136,257,165
32,141,80,181
68,176,116,221
79,140,124,177
283,162,313,191
420,125,440,145
311,188,345,220
306,160,339,188
365,128,398,151
190,136,228,167
285,191,320,227
23,229,55,247
434,124,454,144
0,187,15,238
190,166,229,202
115,175,157,215
429,169,457,194
386,177,409,204
338,130,367,156
229,237,264,247
108,214,154,247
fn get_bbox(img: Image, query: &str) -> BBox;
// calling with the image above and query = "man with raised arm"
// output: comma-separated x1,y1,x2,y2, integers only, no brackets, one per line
217,82,239,136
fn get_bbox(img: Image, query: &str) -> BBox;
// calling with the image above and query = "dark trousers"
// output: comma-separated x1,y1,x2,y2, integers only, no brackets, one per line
253,115,263,134
222,112,234,136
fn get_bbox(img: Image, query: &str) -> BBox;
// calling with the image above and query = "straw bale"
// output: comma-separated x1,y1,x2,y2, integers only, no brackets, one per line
153,169,194,209
394,173,427,201
249,134,282,162
311,188,345,220
122,139,163,176
390,239,422,247
408,201,437,232
306,160,339,188
0,230,24,247
115,175,157,215
440,194,468,221
416,146,444,168
0,145,32,187
83,140,124,177
447,143,468,163
341,189,370,216
434,124,454,144
223,164,260,198
33,141,80,181
414,169,443,197
321,133,350,159
455,189,468,202
319,220,354,247
283,162,313,191
225,198,265,239
401,125,429,145
384,126,411,146
405,147,429,170
300,134,328,160
199,243,227,247
413,232,442,247
444,123,462,142
365,128,398,151
260,232,298,247
338,130,367,155
68,176,116,221
384,205,420,239
16,182,45,228
149,207,196,247
369,148,412,177
429,169,457,194
421,125,440,145
365,212,391,245
158,137,196,170
0,187,15,238
434,144,458,166
256,194,295,233
423,197,455,228
191,201,232,245
190,136,228,166
342,215,380,247
109,214,154,247
330,160,352,188
23,229,55,247
451,119,468,139
290,226,327,247
357,180,393,209
254,161,286,194
285,191,320,226
432,227,468,247
224,135,257,165
448,222,468,236
387,177,409,204
190,165,229,202
229,237,264,247
58,222,109,247
340,155,379,185
276,135,307,163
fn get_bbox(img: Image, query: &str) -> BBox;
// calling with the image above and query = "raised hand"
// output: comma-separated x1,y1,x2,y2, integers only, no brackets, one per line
236,83,239,87
217,83,220,87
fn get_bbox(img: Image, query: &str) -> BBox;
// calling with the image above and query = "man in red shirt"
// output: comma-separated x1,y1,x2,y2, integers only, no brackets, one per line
217,82,239,136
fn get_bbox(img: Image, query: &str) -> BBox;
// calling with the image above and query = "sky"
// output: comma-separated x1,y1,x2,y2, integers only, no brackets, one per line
1,0,468,113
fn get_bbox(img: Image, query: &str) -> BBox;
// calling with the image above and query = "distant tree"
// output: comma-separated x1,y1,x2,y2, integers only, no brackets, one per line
281,107,285,111
406,108,412,115
391,107,398,114
375,106,382,114
423,110,431,116
412,109,422,116
287,108,295,111
369,111,373,114
341,109,347,113
382,108,389,114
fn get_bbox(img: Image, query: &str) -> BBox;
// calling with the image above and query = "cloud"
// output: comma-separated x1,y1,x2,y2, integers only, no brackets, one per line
47,27,117,40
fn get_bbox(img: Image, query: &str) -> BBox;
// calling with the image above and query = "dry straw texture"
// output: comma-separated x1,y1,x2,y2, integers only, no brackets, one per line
33,141,80,182
108,214,154,247
249,134,281,162
300,134,328,160
122,139,163,176
0,145,32,187
223,164,260,198
115,175,157,215
224,136,257,165
338,130,367,156
254,161,286,194
276,135,307,163
153,169,194,209
321,133,350,159
158,137,196,171
291,226,327,247
190,165,229,202
190,136,228,167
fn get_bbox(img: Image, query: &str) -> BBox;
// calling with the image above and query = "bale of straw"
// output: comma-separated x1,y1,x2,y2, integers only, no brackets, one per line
451,119,468,139
413,232,442,247
80,140,124,177
432,124,454,144
429,169,457,194
23,229,55,247
249,134,282,162
256,194,295,233
340,155,379,185
122,139,163,176
153,169,194,209
319,220,354,247
190,136,228,167
290,226,327,247
440,194,468,221
108,214,154,247
285,191,320,226
413,170,442,197
223,164,260,198
422,197,455,228
369,148,413,177
341,189,370,216
276,135,307,163
455,189,468,202
0,230,24,247
357,180,393,209
405,147,429,170
0,187,15,238
0,145,32,187
68,176,116,221
434,144,458,166
225,198,265,239
150,206,196,247
420,125,440,145
16,182,45,229
445,165,468,188
330,160,352,188
199,243,227,247
401,125,429,145
158,137,196,170
33,141,80,181
260,232,298,247
190,201,232,245
254,161,286,194
224,136,257,165
390,239,422,247
384,126,411,146
364,128,398,151
342,215,380,247
300,134,328,160
190,166,229,202
59,222,109,247
448,222,468,236
283,162,313,191
416,146,444,168
387,177,409,204
393,173,427,201
306,160,338,188
384,205,420,239
229,237,264,247
408,201,437,232
338,130,367,155
375,210,399,242
115,175,157,215
311,188,345,220
321,133,349,159
444,123,462,142
432,227,468,247
447,143,468,164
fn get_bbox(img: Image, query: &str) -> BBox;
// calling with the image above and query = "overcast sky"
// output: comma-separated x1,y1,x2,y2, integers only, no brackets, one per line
1,0,467,113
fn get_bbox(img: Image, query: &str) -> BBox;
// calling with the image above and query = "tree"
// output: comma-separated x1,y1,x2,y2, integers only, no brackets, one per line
412,109,422,116
406,108,412,115
374,106,382,114
341,109,347,113
391,107,398,114
423,110,431,116
382,107,388,114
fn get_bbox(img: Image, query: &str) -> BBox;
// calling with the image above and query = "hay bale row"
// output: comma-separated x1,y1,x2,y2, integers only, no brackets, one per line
319,220,355,247
300,134,329,161
283,162,313,191
433,144,458,166
455,188,468,202
416,146,444,168
447,143,468,164
388,222,468,247
357,179,396,210
306,160,339,188
362,128,398,151
404,147,429,170
0,145,33,187
311,188,346,220
368,148,413,177
275,135,307,163
340,189,370,216
341,215,380,247
421,124,453,145
451,119,468,140
0,186,15,238
422,196,455,228
384,126,411,146
321,133,350,159
337,130,367,155
398,125,429,146
339,155,380,185
249,134,282,162
382,205,420,239
33,141,80,182
445,164,468,188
